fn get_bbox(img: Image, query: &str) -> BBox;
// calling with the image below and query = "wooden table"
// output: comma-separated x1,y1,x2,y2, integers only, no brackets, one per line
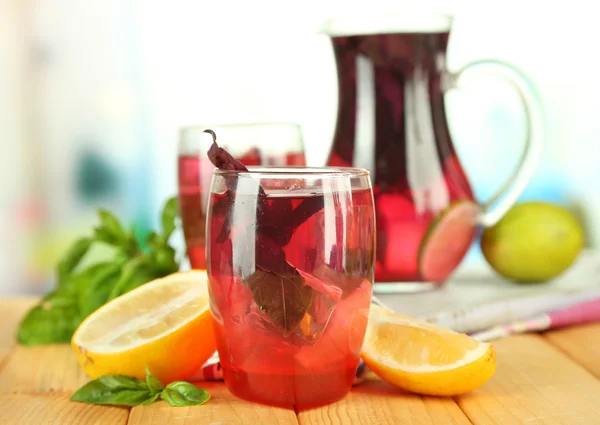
0,253,600,425
2,297,600,424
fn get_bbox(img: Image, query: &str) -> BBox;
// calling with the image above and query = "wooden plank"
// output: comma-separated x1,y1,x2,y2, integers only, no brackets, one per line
456,334,600,425
0,344,88,394
0,393,129,425
128,382,298,425
298,372,472,425
0,297,37,365
544,323,600,378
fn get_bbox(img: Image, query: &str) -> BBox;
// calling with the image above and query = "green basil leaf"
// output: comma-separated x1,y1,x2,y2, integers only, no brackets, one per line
17,303,80,345
70,375,151,406
151,246,178,275
161,381,210,407
161,197,178,240
145,368,164,393
141,392,161,406
98,209,126,243
106,257,147,301
89,375,148,390
19,199,184,347
78,263,122,317
94,227,121,246
57,238,93,280
43,286,78,309
120,269,157,295
120,230,142,258
145,231,164,251
67,262,112,291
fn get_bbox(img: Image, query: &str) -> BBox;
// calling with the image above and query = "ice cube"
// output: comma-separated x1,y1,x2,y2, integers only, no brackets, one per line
290,269,343,343
298,269,343,302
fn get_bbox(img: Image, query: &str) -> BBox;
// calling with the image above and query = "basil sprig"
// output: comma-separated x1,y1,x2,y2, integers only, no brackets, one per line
70,368,210,408
17,197,181,345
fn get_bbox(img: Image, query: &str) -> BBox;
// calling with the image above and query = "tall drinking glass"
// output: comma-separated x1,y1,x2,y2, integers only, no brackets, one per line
178,123,306,269
206,166,375,408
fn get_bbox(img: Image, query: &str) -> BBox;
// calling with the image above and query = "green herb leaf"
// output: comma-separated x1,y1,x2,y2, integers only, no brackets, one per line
78,263,122,317
70,375,152,406
17,196,181,346
98,209,127,243
43,286,79,309
17,291,81,345
161,197,178,240
121,230,142,258
150,246,178,275
107,257,147,301
161,381,210,407
146,231,164,251
120,269,158,295
141,392,161,405
94,226,119,246
246,267,312,335
57,238,93,281
66,262,113,292
145,368,164,393
70,375,209,408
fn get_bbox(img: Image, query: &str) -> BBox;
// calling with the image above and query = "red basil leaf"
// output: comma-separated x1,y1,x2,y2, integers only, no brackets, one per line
205,129,319,334
205,130,249,171
246,266,312,336
258,197,324,247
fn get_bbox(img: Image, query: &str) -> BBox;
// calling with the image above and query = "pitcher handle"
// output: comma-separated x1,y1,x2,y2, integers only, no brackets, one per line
445,60,545,227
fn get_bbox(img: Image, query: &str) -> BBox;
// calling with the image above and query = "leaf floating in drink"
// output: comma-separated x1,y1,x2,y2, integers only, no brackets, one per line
204,129,323,334
249,234,313,335
206,130,249,171
246,268,312,336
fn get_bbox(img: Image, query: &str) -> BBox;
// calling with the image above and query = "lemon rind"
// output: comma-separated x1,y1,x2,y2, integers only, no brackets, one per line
72,271,209,354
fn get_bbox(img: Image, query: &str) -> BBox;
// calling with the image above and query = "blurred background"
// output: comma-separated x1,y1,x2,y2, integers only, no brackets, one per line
1,0,598,295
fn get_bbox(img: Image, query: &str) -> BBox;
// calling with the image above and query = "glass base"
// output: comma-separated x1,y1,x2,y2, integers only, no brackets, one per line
373,281,441,294
226,383,349,410
222,365,354,409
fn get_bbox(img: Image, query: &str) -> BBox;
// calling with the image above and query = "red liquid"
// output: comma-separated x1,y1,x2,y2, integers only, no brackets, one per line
327,32,475,283
178,150,305,269
207,188,374,407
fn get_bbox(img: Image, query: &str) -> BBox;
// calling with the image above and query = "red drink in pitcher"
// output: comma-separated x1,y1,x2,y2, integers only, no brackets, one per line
327,30,475,285
322,14,544,291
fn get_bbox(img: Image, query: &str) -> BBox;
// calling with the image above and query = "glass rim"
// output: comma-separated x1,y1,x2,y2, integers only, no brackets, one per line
319,12,453,36
179,122,302,134
214,166,370,178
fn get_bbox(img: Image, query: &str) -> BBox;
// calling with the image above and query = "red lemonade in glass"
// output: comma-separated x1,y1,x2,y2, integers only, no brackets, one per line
207,167,375,408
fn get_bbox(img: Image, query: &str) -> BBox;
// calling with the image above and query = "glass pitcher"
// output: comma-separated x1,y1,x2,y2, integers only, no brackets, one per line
321,13,544,293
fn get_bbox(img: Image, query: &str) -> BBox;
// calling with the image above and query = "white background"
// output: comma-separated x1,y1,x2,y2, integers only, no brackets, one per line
1,0,599,293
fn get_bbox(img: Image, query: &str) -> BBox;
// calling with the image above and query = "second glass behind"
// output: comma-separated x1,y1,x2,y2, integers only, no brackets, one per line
206,167,375,408
178,123,306,269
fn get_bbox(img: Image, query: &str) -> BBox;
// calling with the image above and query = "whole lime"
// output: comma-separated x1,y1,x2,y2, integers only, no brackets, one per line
480,201,584,283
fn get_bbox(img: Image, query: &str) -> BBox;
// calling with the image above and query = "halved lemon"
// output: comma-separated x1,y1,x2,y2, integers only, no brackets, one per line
361,305,496,396
71,270,216,384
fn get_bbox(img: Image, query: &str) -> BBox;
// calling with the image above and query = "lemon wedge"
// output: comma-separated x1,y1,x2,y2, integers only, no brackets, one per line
72,270,216,384
361,305,496,396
